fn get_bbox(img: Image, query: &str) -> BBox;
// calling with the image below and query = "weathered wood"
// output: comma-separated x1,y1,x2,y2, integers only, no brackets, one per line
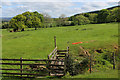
0,68,47,71
20,57,22,77
2,75,35,78
64,53,67,75
48,68,64,70
50,73,64,76
57,53,66,55
1,72,47,76
51,49,57,59
48,47,57,59
0,59,57,61
49,64,64,66
57,50,67,52
0,63,46,65
54,36,56,48
1,46,69,77
56,56,65,57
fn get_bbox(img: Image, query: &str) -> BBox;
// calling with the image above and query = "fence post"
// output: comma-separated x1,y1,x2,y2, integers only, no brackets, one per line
64,53,67,76
113,52,115,69
20,57,22,77
48,56,50,76
54,36,56,48
64,46,69,75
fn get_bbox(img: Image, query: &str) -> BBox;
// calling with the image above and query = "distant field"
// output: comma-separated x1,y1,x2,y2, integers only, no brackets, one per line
2,23,118,59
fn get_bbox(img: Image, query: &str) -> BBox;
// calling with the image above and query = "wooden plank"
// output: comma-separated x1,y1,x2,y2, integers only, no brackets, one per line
0,63,46,65
57,50,67,52
51,50,57,59
50,73,64,76
1,72,47,76
0,68,44,71
49,68,64,70
49,64,64,66
48,47,57,57
0,59,52,61
54,36,56,48
0,68,50,71
56,56,65,57
20,57,22,77
2,75,35,78
57,53,66,55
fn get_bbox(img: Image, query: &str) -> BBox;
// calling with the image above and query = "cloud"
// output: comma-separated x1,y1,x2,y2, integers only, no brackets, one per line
2,0,120,2
2,1,118,18
80,2,110,12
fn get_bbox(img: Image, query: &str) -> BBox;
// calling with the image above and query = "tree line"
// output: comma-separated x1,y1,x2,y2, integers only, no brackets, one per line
2,6,120,32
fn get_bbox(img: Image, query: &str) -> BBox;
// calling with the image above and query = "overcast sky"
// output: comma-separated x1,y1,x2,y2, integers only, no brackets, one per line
1,0,119,18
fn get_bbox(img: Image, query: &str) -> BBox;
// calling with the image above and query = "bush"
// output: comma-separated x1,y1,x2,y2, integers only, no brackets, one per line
66,56,89,76
73,15,90,25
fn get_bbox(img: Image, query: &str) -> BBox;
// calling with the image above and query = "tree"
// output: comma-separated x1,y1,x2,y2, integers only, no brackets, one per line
106,7,120,22
56,14,68,26
73,15,90,25
31,16,42,30
88,13,98,23
97,9,110,23
9,14,26,31
43,13,53,28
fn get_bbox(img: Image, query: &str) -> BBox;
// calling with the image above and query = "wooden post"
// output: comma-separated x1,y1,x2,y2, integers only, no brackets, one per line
64,53,67,76
54,36,56,48
113,52,115,69
90,56,92,73
48,60,51,76
20,57,22,77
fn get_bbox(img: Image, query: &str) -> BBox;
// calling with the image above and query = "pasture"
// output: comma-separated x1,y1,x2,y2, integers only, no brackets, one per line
2,23,118,59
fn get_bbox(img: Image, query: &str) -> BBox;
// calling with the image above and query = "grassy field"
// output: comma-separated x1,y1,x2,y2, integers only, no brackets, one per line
2,23,118,59
67,70,118,78
1,23,119,79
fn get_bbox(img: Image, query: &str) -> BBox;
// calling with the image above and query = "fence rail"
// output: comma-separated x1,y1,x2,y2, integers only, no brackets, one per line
0,57,65,78
48,47,57,60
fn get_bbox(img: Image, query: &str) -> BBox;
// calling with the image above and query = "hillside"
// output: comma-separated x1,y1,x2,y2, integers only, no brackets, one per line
74,5,120,16
2,23,118,59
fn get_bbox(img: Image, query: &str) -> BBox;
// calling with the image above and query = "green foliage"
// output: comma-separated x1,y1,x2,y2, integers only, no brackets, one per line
9,14,27,31
66,56,89,76
87,13,98,23
97,9,109,23
107,7,120,22
73,15,90,25
68,6,119,25
2,22,9,29
9,11,44,31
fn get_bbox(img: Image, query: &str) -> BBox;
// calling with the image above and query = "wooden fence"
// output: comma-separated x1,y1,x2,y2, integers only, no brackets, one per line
0,46,69,78
0,58,65,78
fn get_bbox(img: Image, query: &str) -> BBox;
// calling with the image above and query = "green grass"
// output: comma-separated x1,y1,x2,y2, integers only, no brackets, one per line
70,70,118,78
1,23,119,79
2,23,118,59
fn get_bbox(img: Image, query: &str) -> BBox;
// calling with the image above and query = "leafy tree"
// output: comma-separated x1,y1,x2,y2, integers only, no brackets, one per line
97,9,110,23
31,16,42,30
9,14,26,31
88,13,98,23
107,7,120,22
73,15,90,25
33,11,44,23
